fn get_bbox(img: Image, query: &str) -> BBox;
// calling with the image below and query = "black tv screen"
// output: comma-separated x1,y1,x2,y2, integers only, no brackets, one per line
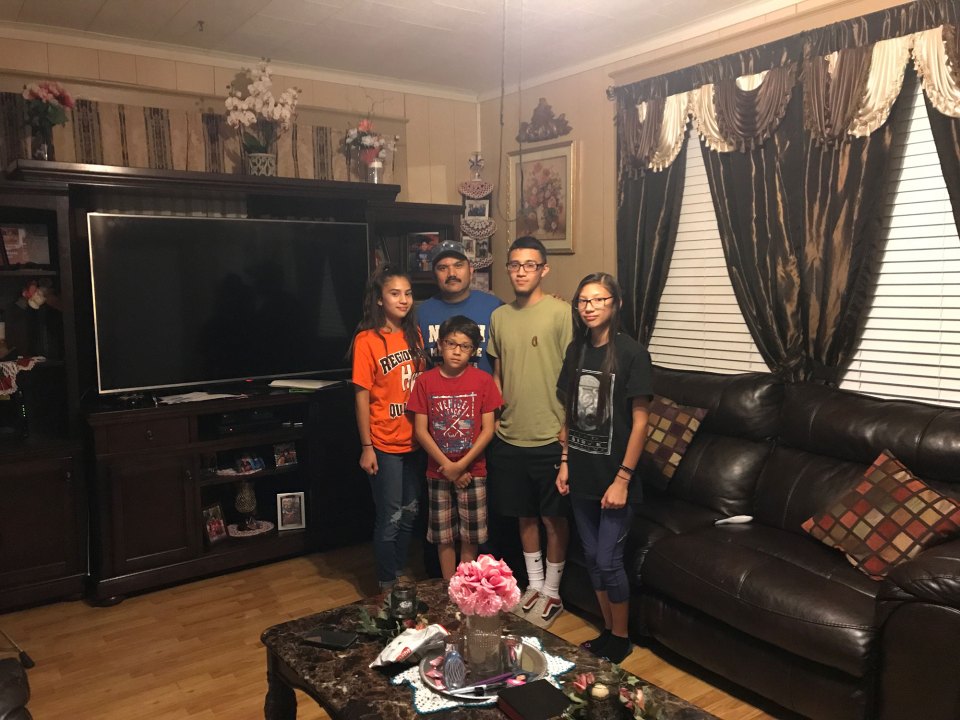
88,213,369,395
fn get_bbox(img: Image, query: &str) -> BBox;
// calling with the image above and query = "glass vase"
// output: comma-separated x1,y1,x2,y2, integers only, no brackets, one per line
367,159,383,184
345,147,363,182
31,125,54,161
463,613,502,679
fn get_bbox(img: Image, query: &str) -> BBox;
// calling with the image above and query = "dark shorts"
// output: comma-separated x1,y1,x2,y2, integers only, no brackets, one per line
487,437,569,518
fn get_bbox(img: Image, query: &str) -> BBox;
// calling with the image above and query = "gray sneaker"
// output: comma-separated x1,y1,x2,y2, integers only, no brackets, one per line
512,587,542,617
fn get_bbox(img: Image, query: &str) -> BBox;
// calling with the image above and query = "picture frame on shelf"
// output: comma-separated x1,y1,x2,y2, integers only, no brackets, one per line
277,491,306,531
0,224,50,266
464,198,490,218
202,503,228,544
507,140,576,254
274,441,298,467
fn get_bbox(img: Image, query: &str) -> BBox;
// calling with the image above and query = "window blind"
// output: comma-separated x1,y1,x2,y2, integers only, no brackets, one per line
839,83,960,406
647,138,768,374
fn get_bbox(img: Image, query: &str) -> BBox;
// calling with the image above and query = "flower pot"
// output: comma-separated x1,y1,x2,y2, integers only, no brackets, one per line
30,125,54,161
245,152,277,177
463,613,502,679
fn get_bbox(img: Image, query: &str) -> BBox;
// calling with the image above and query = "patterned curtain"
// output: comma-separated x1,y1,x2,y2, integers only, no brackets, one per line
0,92,335,180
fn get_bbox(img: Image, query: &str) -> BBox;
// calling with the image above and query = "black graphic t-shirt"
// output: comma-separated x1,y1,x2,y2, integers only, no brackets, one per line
557,333,652,502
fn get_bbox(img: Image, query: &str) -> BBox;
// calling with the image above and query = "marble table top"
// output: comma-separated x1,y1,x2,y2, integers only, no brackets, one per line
261,579,717,720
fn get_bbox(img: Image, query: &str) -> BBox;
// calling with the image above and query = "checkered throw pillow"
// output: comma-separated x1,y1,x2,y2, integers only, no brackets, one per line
641,395,708,490
801,450,960,579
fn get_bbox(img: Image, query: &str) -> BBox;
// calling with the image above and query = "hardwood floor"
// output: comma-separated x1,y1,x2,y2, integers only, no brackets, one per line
0,543,784,719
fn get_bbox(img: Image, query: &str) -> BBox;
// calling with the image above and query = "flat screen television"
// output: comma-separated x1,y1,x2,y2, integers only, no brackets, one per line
88,213,369,395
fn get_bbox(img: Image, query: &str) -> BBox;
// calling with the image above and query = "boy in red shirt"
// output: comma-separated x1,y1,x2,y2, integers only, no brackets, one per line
408,316,502,579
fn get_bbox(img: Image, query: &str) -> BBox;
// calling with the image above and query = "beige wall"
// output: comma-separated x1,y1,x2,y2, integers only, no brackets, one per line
0,33,476,205
479,0,908,302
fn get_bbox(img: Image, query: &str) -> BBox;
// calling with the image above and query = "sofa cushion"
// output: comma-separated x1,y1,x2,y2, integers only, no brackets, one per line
642,395,707,490
642,525,878,677
802,450,960,579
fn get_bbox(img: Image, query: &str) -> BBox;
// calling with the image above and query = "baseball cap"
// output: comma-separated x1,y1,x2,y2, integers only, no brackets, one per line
428,240,469,268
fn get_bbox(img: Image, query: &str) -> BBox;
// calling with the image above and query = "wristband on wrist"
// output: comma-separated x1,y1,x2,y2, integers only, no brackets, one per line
618,464,635,475
361,443,373,447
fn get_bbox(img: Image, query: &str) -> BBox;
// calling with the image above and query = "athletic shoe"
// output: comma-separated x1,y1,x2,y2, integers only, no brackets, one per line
519,587,542,613
540,596,563,628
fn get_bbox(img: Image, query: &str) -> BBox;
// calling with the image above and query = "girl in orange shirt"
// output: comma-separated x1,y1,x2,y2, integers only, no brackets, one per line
351,264,424,590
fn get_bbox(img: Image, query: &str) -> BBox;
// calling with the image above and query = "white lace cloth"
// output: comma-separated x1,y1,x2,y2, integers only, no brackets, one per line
390,636,575,714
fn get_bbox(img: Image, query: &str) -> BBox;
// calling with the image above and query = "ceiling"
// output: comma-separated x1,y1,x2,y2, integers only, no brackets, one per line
0,0,796,96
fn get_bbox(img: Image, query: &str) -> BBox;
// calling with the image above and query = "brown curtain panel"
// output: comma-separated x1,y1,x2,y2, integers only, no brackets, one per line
702,65,908,382
616,139,687,343
802,69,912,384
701,84,808,380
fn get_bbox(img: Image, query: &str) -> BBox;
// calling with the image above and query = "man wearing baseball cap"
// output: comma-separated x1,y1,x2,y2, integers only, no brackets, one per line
418,240,502,375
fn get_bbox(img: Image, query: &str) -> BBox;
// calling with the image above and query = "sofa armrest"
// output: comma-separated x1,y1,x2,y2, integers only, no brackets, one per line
878,537,960,608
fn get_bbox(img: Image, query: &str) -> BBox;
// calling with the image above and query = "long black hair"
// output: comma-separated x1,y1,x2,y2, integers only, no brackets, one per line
564,272,623,429
350,263,423,361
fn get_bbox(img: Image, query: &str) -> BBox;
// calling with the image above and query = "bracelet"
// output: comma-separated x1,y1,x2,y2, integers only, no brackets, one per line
618,464,635,475
560,458,568,464
361,443,373,447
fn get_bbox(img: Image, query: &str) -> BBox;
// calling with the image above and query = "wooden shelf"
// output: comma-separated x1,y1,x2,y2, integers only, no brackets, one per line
200,463,300,487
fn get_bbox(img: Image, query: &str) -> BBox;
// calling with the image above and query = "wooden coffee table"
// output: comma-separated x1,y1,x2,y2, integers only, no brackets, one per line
261,579,717,720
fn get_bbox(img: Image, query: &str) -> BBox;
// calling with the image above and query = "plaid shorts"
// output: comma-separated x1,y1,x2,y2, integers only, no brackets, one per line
427,476,489,545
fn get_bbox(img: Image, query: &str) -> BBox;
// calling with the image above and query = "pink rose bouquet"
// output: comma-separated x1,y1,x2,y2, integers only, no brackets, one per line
447,554,520,617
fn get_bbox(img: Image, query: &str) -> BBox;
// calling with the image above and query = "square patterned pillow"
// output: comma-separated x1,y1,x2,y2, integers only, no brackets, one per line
801,450,960,579
641,395,708,491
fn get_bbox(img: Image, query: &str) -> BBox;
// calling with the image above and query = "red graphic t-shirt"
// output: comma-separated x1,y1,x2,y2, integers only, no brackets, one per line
407,366,502,478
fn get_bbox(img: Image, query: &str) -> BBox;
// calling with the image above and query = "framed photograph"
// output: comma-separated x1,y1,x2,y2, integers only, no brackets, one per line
202,503,228,544
0,225,50,266
507,140,577,254
464,198,490,218
470,269,491,292
274,442,298,467
277,491,306,531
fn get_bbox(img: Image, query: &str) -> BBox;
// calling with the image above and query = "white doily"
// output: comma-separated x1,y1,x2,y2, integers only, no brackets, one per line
390,636,574,715
458,179,494,199
461,217,496,240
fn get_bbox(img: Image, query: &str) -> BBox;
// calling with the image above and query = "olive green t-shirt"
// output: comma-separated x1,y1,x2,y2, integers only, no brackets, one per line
487,295,573,447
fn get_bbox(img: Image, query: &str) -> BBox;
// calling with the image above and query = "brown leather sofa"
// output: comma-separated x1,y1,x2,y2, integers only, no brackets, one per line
560,367,960,720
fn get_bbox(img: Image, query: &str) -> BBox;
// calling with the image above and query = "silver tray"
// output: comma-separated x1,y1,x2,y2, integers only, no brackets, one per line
418,640,548,702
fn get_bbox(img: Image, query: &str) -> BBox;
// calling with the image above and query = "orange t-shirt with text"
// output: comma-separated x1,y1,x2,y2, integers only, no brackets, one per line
352,329,423,454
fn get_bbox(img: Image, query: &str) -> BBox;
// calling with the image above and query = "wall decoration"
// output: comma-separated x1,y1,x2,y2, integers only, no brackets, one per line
508,141,576,254
277,491,306,531
458,152,496,285
516,98,572,144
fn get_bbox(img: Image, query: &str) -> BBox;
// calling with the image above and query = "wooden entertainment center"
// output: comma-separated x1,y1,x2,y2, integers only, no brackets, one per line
0,160,461,609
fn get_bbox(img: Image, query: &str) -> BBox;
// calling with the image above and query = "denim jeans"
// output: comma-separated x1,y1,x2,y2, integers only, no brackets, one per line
370,449,422,587
570,496,633,603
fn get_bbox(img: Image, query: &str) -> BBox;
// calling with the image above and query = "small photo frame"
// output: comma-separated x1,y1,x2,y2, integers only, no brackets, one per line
0,225,50,266
274,441,298,467
277,491,306,531
464,198,490,218
202,503,228,544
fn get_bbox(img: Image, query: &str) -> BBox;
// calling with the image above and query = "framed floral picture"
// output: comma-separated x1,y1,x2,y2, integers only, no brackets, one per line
507,140,576,254
277,491,306,531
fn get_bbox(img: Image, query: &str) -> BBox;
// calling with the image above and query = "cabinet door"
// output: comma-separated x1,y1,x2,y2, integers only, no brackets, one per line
104,453,198,575
0,456,84,588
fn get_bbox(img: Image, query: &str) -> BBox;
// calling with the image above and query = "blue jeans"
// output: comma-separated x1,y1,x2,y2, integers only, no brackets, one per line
571,496,633,603
370,449,422,587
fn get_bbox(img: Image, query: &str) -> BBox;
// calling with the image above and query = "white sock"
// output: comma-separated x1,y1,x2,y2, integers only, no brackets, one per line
523,551,544,591
542,560,565,600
